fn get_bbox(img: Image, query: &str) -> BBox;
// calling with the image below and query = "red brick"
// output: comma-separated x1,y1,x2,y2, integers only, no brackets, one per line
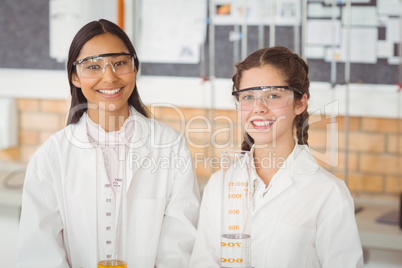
360,154,400,175
347,173,384,193
361,117,399,133
17,99,39,112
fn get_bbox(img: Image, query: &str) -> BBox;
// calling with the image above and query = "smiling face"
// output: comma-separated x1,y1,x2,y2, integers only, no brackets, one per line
239,65,305,148
71,33,136,123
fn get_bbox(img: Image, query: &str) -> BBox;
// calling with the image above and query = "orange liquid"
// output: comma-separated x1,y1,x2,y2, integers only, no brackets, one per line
97,260,127,268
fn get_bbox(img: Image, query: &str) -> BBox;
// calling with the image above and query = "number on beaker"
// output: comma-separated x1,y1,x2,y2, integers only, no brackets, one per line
228,209,240,214
228,225,240,230
221,258,244,263
221,242,242,247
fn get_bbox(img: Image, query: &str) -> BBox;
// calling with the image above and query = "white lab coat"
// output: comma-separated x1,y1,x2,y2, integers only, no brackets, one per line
190,144,364,268
17,107,200,268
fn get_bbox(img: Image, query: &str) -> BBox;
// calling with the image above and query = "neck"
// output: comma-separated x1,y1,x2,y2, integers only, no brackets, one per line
88,105,130,132
253,137,295,185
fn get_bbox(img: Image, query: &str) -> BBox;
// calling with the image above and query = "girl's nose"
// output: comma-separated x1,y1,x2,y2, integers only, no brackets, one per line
253,97,269,113
102,63,118,81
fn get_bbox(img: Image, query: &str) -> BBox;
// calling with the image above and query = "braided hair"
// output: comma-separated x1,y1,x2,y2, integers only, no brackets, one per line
232,46,310,151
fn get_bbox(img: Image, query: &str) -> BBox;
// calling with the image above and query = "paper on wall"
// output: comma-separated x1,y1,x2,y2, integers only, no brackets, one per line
386,18,401,43
337,27,378,64
49,0,116,62
306,19,341,46
139,0,207,64
385,18,401,64
378,0,401,16
212,0,300,26
377,40,393,58
308,3,340,18
341,6,378,27
306,45,326,59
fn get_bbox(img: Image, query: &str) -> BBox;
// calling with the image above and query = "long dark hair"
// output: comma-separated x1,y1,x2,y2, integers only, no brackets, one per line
232,46,310,150
66,19,148,125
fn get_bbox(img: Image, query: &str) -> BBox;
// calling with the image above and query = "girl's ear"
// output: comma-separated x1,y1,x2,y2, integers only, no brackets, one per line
295,93,308,115
71,73,81,88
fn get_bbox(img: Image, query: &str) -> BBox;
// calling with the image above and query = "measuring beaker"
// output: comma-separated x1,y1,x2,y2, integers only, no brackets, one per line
221,151,253,268
97,143,127,268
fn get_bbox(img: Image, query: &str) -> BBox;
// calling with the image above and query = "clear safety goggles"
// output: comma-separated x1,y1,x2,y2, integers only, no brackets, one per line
73,52,136,78
232,86,303,111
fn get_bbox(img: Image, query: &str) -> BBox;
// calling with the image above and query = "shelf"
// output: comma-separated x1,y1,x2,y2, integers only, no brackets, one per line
355,198,402,251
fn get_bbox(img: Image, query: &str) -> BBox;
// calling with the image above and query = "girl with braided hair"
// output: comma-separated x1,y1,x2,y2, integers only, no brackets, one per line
190,46,363,267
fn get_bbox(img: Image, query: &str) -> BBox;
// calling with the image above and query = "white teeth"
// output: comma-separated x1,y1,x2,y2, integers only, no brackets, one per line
98,88,122,95
252,120,274,127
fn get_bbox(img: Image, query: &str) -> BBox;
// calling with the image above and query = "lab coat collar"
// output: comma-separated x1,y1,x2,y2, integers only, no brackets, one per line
126,107,151,151
250,143,319,212
126,108,151,188
86,108,135,146
63,106,152,188
249,143,319,179
289,144,320,177
63,106,151,150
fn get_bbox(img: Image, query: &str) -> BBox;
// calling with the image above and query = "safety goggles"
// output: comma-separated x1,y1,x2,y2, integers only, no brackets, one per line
73,52,136,78
232,86,303,111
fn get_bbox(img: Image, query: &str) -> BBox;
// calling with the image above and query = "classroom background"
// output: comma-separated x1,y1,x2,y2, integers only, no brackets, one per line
0,0,401,267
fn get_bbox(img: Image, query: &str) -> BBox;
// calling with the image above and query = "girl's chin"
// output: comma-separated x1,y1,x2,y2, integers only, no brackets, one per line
247,134,274,145
92,102,130,113
246,129,272,139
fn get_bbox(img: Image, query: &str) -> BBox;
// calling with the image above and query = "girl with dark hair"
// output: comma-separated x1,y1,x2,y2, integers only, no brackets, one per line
190,46,363,267
17,19,200,267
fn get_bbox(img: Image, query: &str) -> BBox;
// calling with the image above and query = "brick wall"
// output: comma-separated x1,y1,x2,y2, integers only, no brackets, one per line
152,105,402,196
1,100,400,197
307,114,402,195
0,99,69,162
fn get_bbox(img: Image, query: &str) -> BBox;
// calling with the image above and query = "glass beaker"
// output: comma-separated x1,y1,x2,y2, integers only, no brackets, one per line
96,143,127,268
221,151,253,268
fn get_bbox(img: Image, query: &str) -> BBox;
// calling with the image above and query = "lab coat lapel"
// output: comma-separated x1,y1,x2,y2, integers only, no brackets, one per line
63,111,94,149
289,145,319,178
63,113,97,186
265,170,293,204
65,109,152,190
252,144,319,214
126,109,151,189
253,170,293,213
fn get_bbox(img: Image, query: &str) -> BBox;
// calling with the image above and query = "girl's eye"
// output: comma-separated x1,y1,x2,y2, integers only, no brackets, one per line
86,64,101,70
268,93,280,99
241,95,255,101
267,90,285,99
114,61,127,67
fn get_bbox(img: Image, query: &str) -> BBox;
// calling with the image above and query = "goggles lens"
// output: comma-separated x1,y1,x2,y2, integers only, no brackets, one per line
74,53,135,78
233,86,300,111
